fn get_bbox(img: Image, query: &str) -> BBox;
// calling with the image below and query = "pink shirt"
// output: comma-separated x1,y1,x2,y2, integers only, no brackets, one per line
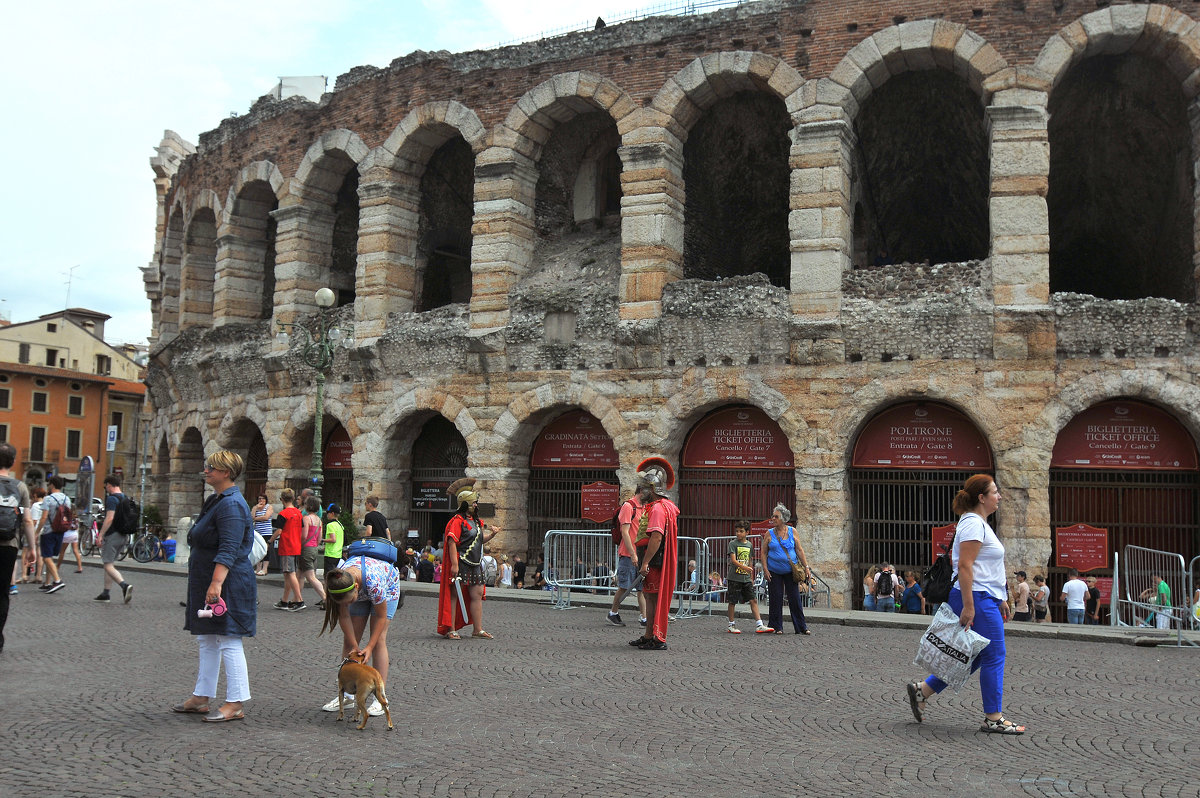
616,497,644,558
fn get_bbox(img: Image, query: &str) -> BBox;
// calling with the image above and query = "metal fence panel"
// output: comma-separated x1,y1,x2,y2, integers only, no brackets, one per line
1117,544,1195,646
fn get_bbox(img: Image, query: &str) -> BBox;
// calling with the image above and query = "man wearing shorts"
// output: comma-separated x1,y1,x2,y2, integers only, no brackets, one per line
605,487,647,627
94,475,134,603
269,489,304,611
37,477,70,593
726,521,772,634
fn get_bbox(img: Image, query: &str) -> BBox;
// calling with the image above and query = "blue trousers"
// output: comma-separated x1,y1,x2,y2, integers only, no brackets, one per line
924,588,1006,715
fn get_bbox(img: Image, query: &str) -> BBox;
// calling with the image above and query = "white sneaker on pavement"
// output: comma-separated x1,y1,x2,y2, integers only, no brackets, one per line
366,698,385,717
322,693,353,712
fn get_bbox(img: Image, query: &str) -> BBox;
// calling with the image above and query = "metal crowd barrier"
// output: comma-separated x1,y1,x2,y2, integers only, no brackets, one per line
1189,555,1200,631
1116,544,1196,647
543,530,618,610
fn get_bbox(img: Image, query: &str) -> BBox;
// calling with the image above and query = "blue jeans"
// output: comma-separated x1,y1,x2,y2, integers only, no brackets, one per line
876,601,896,612
863,594,877,612
924,588,1006,715
1067,608,1085,624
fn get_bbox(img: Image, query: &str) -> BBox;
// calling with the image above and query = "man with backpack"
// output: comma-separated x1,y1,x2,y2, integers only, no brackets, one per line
605,484,649,628
873,562,900,612
35,476,72,593
0,442,36,653
94,475,135,604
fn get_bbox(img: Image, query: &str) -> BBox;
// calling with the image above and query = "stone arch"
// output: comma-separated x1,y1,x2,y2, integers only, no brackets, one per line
158,196,186,338
495,382,633,473
215,403,273,452
356,102,488,321
275,130,370,319
1037,5,1200,302
650,375,807,464
180,190,221,331
819,21,1009,121
217,162,285,325
468,73,637,330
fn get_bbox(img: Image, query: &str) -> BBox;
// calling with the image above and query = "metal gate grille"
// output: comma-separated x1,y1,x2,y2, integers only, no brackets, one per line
678,467,796,540
528,468,617,555
1048,468,1199,620
244,434,268,503
410,417,467,548
849,469,981,609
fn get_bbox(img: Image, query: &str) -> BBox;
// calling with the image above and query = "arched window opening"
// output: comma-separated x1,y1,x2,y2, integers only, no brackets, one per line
848,402,994,611
411,416,469,547
418,136,474,311
854,71,988,266
181,208,217,329
230,180,279,321
160,209,184,336
535,111,622,236
1048,55,1193,301
330,170,359,308
178,428,205,513
683,91,790,287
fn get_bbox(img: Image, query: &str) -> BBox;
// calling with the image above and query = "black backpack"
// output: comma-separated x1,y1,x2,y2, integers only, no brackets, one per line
921,534,958,604
115,496,140,535
0,477,22,543
875,569,895,597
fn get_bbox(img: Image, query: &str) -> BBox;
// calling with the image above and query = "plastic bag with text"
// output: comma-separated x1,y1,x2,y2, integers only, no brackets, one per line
913,603,991,689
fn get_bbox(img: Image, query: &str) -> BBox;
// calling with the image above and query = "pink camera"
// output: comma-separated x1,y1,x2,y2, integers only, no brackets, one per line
197,598,228,618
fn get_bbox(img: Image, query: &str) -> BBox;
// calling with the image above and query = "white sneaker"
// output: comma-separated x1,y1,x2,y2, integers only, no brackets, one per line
322,693,353,711
366,698,385,717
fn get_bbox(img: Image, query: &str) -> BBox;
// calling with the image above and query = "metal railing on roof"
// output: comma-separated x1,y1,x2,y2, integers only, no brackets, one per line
495,0,755,48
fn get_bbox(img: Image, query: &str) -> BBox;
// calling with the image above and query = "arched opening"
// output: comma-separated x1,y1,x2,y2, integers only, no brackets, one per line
225,419,268,500
418,136,474,311
154,435,170,520
181,208,217,329
330,169,359,308
535,110,622,235
527,409,619,556
410,416,469,548
848,401,994,610
177,427,206,514
1048,54,1193,300
1049,399,1199,623
288,416,352,509
853,70,988,266
679,406,796,540
683,92,790,286
229,180,279,321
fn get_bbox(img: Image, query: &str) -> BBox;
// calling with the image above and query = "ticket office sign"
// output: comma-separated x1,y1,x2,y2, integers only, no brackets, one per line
1054,523,1109,572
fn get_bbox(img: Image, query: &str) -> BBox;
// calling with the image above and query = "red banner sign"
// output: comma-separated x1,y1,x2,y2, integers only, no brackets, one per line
931,523,956,562
749,518,774,537
531,411,618,468
1093,576,1113,604
580,482,621,523
852,402,992,470
323,426,353,470
682,407,793,469
1055,523,1109,572
1051,400,1197,470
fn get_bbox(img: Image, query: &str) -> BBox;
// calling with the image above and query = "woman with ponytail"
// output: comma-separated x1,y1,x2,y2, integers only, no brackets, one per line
905,474,1025,734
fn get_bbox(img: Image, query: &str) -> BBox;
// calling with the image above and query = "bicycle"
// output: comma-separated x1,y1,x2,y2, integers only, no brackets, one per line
130,527,163,563
77,515,100,557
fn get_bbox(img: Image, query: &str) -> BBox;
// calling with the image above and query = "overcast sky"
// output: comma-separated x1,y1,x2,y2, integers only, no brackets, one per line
0,0,662,347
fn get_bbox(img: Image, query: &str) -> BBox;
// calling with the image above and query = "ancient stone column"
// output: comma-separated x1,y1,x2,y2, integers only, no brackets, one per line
469,152,537,330
213,232,269,326
354,171,419,341
270,204,335,329
617,138,684,320
789,119,852,320
987,102,1055,360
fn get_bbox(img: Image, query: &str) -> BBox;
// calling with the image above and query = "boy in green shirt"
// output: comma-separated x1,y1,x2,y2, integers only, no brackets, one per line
726,521,772,634
321,503,345,576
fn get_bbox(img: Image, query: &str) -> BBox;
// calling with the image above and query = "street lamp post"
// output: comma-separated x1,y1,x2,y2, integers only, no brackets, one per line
276,287,352,504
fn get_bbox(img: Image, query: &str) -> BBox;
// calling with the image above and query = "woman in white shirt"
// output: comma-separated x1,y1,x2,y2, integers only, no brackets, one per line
905,474,1025,735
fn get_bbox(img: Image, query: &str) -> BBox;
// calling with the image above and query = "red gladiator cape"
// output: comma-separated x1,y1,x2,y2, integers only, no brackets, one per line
647,498,679,643
436,513,479,635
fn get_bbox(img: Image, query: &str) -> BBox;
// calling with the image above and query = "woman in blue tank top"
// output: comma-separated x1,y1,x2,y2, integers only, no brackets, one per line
760,503,813,635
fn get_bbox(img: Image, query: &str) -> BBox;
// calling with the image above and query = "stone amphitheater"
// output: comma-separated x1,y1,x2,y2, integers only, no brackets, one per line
143,0,1200,608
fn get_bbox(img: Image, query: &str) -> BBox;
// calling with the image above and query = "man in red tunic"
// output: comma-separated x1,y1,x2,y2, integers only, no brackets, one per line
629,459,678,650
438,478,499,639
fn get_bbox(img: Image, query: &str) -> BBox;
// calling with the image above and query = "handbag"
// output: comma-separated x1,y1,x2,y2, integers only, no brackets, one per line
248,531,268,565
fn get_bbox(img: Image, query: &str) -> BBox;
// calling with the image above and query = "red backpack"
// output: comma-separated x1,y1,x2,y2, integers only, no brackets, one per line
49,496,75,533
609,499,636,544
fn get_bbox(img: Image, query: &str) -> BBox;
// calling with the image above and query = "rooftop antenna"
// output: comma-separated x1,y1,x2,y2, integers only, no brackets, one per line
64,265,79,310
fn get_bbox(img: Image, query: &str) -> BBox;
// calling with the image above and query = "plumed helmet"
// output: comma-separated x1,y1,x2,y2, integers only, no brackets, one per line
636,457,675,498
447,477,478,505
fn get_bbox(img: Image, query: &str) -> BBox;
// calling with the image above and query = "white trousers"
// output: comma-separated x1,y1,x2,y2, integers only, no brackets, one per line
193,634,251,703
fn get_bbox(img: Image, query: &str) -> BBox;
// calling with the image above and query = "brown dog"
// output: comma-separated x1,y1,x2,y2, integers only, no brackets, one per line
336,652,393,731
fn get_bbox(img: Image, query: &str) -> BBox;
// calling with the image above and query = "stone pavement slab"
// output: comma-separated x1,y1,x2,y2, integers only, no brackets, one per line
1,566,1197,797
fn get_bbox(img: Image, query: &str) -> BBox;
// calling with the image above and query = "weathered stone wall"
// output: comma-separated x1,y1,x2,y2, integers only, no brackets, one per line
143,1,1200,607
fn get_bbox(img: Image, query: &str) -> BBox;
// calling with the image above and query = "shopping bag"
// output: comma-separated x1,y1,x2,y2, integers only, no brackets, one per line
913,603,991,689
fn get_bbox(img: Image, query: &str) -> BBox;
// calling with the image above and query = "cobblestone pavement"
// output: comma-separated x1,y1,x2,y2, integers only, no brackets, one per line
2,566,1197,797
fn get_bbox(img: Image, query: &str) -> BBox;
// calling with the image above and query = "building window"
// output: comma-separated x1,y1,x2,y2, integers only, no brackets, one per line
32,392,48,413
95,354,111,375
68,395,84,416
45,348,58,367
47,323,57,332
29,427,46,461
0,388,8,410
66,429,82,460
18,343,29,364
111,410,124,440
0,424,7,443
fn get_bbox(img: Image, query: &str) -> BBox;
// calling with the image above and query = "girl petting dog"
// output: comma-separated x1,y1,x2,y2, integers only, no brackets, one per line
319,553,402,717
